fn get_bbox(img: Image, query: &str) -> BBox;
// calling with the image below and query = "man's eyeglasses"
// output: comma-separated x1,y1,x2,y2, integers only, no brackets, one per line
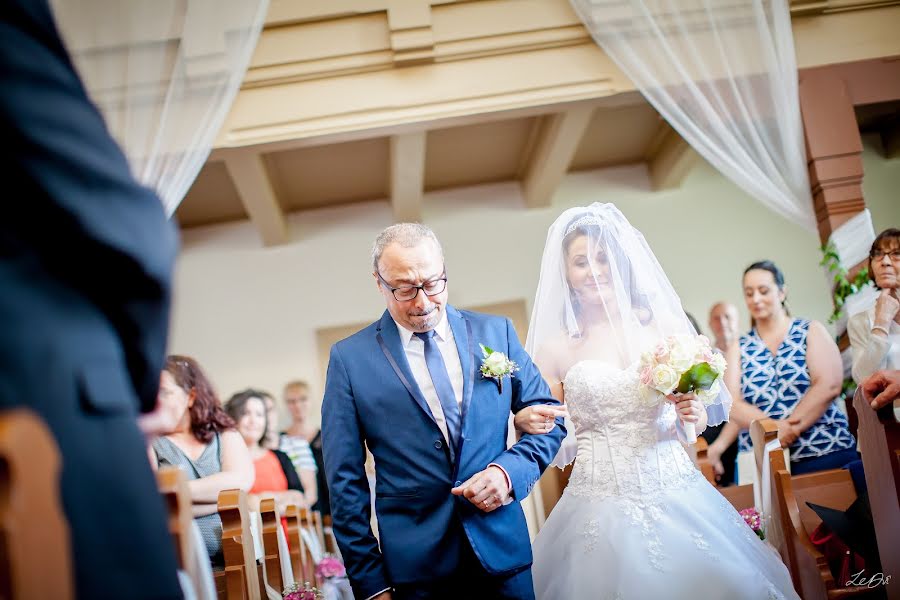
376,269,447,301
871,249,900,261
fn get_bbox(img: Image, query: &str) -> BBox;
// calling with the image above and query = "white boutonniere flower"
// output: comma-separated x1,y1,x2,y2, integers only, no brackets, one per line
479,343,519,393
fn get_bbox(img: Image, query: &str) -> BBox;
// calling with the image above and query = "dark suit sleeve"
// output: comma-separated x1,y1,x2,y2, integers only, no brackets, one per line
490,318,567,500
0,1,177,411
274,450,304,493
321,344,389,598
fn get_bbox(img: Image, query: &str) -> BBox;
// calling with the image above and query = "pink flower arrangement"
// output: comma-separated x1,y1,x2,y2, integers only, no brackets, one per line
740,508,765,540
315,555,346,580
283,582,324,600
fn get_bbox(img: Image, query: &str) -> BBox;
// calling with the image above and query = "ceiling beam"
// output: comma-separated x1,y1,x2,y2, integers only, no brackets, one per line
520,105,594,208
389,131,427,222
223,152,289,246
646,122,699,191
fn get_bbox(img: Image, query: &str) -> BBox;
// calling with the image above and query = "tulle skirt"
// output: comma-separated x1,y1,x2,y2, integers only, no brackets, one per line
532,477,799,600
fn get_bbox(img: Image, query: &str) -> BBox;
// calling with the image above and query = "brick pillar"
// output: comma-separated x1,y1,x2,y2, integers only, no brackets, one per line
799,69,867,248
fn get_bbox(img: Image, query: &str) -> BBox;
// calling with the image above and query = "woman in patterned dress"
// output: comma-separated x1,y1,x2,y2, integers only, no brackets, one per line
708,261,857,477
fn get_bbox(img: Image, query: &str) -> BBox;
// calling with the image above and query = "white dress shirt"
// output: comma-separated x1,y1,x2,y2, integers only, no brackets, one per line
394,311,464,445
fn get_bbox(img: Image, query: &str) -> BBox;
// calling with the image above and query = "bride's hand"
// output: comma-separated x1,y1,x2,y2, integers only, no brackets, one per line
666,392,702,424
514,404,568,434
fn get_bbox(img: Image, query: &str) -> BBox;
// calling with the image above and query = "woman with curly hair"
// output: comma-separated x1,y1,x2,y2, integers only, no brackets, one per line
149,355,254,568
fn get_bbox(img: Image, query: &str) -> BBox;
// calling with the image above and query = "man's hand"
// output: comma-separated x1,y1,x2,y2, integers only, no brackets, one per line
513,404,568,435
862,369,900,410
776,416,802,448
451,466,510,513
137,400,177,439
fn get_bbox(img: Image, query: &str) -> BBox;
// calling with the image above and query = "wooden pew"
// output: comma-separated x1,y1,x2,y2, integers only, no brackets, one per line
752,420,871,599
719,483,755,511
216,489,262,600
157,467,198,586
285,505,315,584
0,409,73,600
259,499,288,593
853,388,900,600
321,515,339,555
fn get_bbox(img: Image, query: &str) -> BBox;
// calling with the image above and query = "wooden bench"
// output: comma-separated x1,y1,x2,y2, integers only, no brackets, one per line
285,505,315,584
0,409,73,600
216,489,262,600
259,499,290,593
852,388,900,600
752,420,871,599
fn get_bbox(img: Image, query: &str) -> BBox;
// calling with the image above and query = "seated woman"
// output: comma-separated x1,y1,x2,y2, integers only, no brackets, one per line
225,389,309,514
708,261,857,477
149,355,255,569
848,228,900,384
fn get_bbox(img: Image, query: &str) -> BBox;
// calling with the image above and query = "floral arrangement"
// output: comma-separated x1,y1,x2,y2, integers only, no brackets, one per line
740,508,765,540
283,582,324,600
479,344,519,393
315,555,346,580
638,334,727,442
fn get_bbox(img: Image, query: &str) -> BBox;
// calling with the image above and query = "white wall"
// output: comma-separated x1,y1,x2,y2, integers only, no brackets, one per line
170,138,899,427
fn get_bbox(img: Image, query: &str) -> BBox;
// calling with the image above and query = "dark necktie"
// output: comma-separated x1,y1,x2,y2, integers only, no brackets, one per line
414,330,461,456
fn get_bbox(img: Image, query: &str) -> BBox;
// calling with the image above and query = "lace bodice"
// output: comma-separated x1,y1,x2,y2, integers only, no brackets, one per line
563,361,701,500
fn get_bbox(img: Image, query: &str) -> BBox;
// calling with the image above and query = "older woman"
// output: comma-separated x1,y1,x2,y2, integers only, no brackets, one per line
708,261,857,477
848,228,900,384
149,355,254,568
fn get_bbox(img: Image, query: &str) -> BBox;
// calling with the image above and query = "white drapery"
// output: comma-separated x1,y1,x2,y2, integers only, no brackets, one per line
50,0,268,216
570,0,816,232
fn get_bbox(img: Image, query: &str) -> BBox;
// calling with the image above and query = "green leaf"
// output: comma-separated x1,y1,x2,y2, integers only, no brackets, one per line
479,343,494,358
676,362,718,394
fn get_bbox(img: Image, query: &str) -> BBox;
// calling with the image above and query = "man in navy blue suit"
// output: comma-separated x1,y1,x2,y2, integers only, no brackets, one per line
322,223,565,599
0,1,182,597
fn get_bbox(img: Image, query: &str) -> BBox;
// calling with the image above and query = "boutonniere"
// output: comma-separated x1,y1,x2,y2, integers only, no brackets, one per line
479,344,519,393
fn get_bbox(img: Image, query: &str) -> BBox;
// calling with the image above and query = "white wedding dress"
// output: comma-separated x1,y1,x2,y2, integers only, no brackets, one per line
532,361,800,600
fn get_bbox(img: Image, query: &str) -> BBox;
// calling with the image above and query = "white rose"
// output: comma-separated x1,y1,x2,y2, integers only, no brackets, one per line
697,378,721,405
484,352,508,375
710,353,727,375
668,343,694,373
651,364,679,394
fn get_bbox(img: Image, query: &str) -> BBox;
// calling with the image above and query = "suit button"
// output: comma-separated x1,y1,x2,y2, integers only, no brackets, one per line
455,480,461,487
434,440,443,449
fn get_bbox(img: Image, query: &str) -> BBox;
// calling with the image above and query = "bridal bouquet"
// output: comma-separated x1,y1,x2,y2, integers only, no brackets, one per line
638,334,727,443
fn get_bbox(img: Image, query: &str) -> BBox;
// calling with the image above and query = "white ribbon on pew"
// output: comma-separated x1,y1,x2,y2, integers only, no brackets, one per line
753,439,788,550
249,511,265,561
300,526,323,564
276,523,295,588
191,521,217,600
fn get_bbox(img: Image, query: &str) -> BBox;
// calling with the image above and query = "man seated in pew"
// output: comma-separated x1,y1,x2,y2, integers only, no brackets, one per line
225,389,311,514
862,369,900,411
149,355,255,569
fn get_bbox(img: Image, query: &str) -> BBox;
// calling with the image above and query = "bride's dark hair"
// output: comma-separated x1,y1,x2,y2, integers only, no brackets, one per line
561,216,653,335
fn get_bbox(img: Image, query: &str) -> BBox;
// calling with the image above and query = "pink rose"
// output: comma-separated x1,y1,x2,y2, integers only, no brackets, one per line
640,366,653,386
653,343,670,364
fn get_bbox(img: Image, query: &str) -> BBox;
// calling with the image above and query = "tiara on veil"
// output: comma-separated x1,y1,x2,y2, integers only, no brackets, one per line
564,215,606,237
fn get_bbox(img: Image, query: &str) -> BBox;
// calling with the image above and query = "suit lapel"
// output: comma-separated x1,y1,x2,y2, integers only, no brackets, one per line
447,306,475,464
375,310,438,427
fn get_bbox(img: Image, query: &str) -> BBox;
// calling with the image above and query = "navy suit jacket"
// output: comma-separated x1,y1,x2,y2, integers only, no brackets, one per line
322,306,565,598
0,2,181,597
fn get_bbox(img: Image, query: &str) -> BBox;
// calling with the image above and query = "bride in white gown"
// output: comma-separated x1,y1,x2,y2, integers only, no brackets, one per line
521,204,799,600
